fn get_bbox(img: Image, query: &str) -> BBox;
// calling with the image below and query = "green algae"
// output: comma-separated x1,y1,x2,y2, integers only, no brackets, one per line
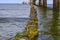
14,5,38,40
14,32,28,40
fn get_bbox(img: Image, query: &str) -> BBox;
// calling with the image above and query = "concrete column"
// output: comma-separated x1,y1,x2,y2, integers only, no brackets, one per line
43,0,47,7
39,0,41,6
53,0,59,9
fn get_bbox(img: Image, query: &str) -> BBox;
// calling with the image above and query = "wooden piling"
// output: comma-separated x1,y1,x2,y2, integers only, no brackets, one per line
53,0,59,9
30,0,33,5
33,0,36,5
30,0,34,7
43,0,47,7
59,0,60,8
39,0,41,6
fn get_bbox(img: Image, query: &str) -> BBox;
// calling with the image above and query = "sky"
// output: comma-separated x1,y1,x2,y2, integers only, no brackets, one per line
0,0,53,4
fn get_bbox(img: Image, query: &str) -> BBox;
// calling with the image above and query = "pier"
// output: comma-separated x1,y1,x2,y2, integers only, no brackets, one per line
14,0,60,40
30,0,60,9
0,0,60,40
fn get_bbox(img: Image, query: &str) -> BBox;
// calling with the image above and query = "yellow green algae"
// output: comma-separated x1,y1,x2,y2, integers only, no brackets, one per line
14,32,28,40
14,5,38,40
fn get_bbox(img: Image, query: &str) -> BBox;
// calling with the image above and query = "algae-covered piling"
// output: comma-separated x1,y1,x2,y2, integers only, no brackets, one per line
26,7,38,40
14,5,38,40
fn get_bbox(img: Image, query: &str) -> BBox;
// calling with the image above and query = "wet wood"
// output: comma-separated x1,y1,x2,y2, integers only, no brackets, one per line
59,0,60,8
33,0,36,5
39,0,41,6
53,0,59,9
30,0,33,5
14,4,38,40
43,0,47,7
26,5,38,40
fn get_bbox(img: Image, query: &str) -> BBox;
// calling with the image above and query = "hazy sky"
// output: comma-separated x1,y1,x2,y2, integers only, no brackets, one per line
0,0,53,4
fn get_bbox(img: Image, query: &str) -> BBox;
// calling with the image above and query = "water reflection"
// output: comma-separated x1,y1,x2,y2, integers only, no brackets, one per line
37,6,60,40
41,7,47,19
50,9,60,40
37,6,53,40
14,5,60,40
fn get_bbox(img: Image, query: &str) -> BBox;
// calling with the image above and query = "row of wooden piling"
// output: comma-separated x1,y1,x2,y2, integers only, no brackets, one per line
31,0,60,9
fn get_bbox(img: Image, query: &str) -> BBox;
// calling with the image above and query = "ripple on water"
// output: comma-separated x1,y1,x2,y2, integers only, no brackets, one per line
0,18,29,40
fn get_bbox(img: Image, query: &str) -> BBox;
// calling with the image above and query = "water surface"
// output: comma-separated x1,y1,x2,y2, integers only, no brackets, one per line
0,4,60,40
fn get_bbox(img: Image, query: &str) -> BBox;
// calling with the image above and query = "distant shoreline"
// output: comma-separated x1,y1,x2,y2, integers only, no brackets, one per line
0,3,29,5
0,3,53,5
0,3,59,10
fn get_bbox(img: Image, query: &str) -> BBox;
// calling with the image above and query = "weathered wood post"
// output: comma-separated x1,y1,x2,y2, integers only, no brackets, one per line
30,0,32,5
33,0,36,5
59,0,60,8
14,0,38,40
39,0,41,6
30,0,34,7
43,0,47,7
53,0,59,9
30,0,36,5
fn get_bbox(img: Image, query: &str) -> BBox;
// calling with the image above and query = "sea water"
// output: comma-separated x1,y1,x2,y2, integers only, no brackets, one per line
0,4,60,40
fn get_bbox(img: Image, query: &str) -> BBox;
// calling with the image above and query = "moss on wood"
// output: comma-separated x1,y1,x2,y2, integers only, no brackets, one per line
14,5,38,40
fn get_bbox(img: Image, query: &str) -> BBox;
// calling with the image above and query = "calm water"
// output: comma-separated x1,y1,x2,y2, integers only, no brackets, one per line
36,7,60,40
0,4,60,40
0,4,30,40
